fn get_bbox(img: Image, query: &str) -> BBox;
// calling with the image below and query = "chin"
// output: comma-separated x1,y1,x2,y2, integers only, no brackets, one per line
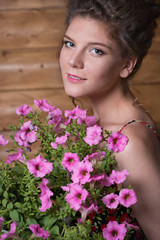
64,86,85,99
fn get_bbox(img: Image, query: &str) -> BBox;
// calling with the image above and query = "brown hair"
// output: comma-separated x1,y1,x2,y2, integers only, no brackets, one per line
65,0,160,78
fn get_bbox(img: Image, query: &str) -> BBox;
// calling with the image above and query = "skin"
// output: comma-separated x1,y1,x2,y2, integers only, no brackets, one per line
59,16,160,239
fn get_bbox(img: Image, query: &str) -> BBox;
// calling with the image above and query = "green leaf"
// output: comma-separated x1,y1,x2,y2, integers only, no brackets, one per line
3,191,8,199
26,218,38,225
43,216,57,228
50,225,59,235
7,202,13,210
2,199,8,207
9,209,20,222
14,202,23,209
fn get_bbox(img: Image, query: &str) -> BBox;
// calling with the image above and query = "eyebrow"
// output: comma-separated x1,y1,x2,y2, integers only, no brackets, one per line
63,34,112,51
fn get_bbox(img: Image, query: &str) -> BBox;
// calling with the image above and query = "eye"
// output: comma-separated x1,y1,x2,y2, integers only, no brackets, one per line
63,40,75,48
90,48,104,56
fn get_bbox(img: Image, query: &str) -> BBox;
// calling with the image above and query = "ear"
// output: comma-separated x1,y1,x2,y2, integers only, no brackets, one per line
120,57,137,78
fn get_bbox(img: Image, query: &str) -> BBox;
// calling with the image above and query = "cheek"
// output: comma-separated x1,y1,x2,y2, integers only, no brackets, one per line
59,49,67,71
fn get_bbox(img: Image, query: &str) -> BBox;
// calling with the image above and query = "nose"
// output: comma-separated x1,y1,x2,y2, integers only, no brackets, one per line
68,50,84,69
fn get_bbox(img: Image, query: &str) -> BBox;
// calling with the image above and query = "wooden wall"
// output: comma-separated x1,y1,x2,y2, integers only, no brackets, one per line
0,0,160,138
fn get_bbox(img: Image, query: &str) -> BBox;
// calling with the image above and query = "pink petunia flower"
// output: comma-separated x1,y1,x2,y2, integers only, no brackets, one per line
109,169,129,185
5,148,26,164
89,173,112,188
83,151,105,165
65,184,89,211
0,222,18,240
14,130,29,147
16,104,33,116
20,121,38,143
102,193,119,209
107,131,128,152
39,179,53,212
84,125,102,146
56,135,67,145
51,142,58,149
77,115,97,126
39,191,53,212
0,135,8,146
34,99,54,112
71,160,93,184
48,108,62,125
14,121,38,147
61,152,80,172
103,221,127,240
79,202,98,222
61,182,77,192
65,106,87,122
29,224,49,239
27,154,53,178
83,115,97,126
39,178,53,197
119,189,137,208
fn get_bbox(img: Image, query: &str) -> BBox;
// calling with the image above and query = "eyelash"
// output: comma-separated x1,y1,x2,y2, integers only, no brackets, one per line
63,40,105,56
63,40,75,48
90,48,104,56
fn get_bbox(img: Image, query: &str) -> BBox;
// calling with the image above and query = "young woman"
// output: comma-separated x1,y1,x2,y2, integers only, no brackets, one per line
59,0,160,239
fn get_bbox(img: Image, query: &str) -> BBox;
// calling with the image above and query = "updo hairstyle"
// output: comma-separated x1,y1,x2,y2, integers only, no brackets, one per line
66,0,160,78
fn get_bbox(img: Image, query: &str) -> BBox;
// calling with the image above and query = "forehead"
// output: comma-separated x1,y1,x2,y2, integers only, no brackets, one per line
65,16,114,43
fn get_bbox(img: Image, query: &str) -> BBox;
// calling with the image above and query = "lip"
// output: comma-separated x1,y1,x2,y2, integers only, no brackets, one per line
67,73,86,83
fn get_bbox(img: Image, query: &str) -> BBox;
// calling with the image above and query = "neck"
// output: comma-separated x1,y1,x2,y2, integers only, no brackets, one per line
89,81,135,128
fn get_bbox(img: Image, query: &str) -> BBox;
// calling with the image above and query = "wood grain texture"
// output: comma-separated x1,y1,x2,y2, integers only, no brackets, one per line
0,8,66,50
0,48,63,90
0,0,68,10
134,20,160,84
131,84,160,125
0,89,93,131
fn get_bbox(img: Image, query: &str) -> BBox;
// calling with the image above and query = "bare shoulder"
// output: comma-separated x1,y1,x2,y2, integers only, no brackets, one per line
114,123,160,239
115,122,160,177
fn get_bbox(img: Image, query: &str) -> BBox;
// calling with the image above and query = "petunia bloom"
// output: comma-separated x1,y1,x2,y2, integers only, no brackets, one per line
27,154,53,178
0,222,18,240
48,108,62,125
109,169,129,185
0,135,8,146
14,121,38,147
79,202,98,222
39,191,53,212
119,189,137,208
39,178,53,212
29,224,49,239
83,151,105,166
84,125,102,146
34,99,54,112
65,184,89,211
61,152,80,172
65,106,87,122
5,148,26,164
107,131,128,152
71,160,93,184
103,221,127,240
102,193,119,209
16,104,33,116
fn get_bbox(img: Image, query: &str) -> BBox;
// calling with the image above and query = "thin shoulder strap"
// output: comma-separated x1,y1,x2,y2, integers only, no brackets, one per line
120,119,160,141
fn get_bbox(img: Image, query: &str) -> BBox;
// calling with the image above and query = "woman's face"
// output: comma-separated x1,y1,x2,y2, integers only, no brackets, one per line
59,16,127,99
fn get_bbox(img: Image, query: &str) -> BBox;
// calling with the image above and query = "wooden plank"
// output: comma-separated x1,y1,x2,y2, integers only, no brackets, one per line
0,0,68,10
131,84,160,124
0,48,63,90
134,20,160,84
134,52,160,84
0,8,66,50
0,84,159,131
0,89,93,131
